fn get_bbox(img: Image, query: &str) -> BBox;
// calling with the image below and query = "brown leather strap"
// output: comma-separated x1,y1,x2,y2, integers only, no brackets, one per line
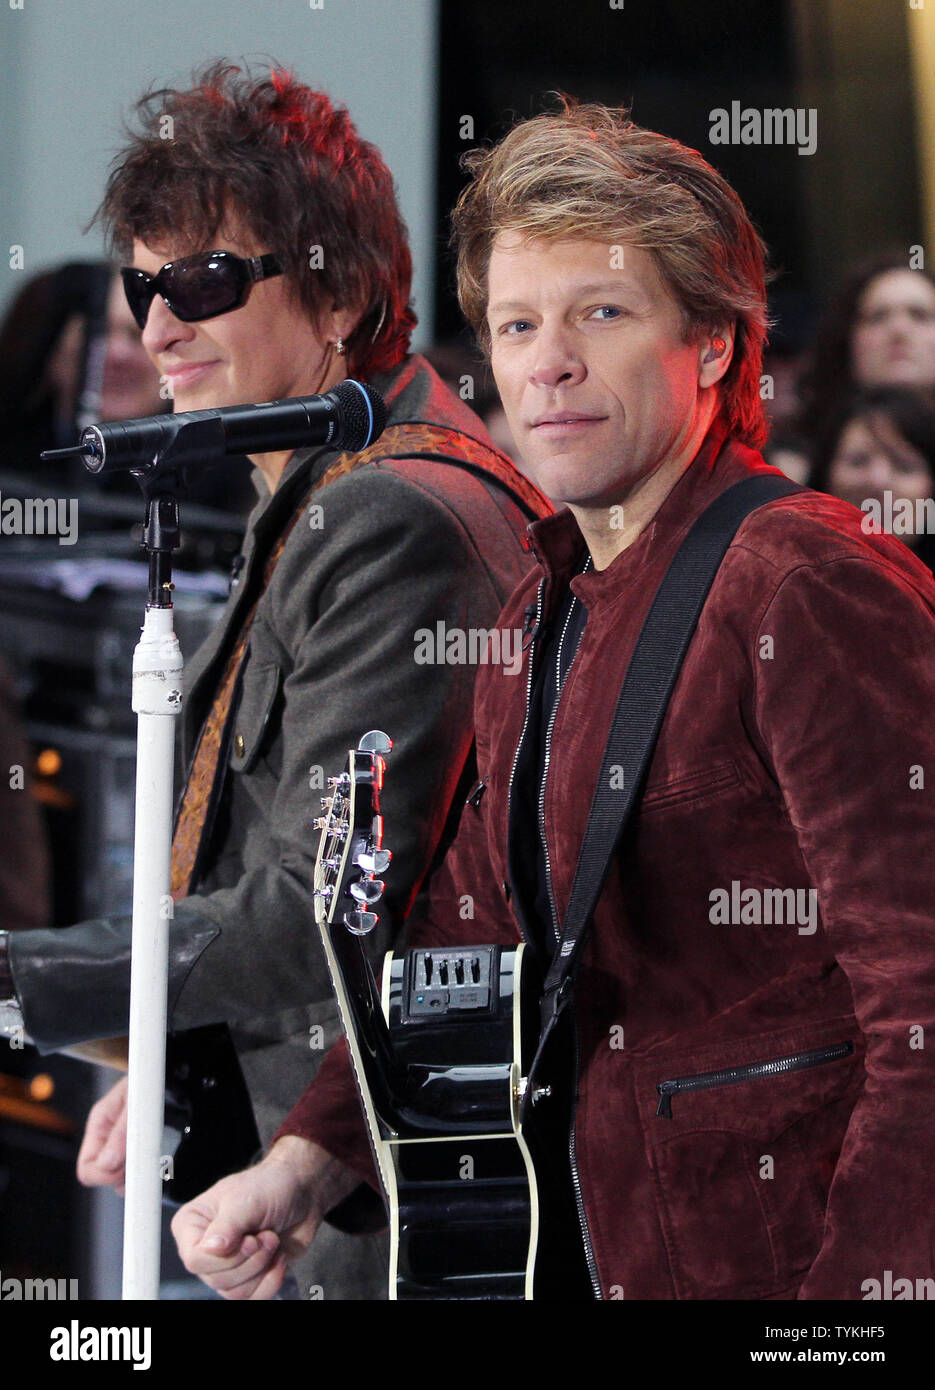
171,443,366,897
170,425,544,898
369,422,549,521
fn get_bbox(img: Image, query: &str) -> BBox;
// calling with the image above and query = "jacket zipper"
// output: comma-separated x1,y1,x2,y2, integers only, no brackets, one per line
539,578,597,1301
655,1040,854,1119
466,779,486,808
569,1016,603,1299
506,576,602,1298
538,596,579,948
506,578,546,819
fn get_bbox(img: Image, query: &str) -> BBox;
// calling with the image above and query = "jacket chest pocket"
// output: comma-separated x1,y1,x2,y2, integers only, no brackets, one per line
229,660,283,775
640,758,740,814
634,1022,864,1300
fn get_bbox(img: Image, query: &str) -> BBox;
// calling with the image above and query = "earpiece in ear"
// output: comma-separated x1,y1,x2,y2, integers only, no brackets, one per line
703,337,727,364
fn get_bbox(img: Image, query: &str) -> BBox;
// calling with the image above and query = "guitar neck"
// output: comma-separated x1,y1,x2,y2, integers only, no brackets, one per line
327,921,404,1127
314,740,404,1203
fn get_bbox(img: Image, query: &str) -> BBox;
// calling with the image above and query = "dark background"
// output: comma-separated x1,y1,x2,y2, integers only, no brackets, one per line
433,0,922,353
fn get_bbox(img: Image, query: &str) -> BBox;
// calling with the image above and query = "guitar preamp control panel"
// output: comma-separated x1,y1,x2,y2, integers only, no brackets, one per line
404,946,495,1018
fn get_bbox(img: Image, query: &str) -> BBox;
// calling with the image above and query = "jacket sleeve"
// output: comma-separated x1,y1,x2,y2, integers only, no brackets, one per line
751,553,935,1299
8,466,522,1050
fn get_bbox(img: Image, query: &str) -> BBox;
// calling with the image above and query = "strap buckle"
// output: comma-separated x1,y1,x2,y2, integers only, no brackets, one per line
539,974,573,1032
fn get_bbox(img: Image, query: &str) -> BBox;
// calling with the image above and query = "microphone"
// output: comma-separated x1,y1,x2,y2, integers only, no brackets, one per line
40,378,387,474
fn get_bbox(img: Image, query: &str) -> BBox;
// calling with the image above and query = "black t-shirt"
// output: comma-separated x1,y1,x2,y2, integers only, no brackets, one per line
513,558,590,955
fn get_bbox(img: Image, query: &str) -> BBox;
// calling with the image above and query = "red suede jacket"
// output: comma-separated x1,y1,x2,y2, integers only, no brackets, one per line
280,422,935,1300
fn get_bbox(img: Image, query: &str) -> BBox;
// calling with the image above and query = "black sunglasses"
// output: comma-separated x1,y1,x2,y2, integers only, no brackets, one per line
121,250,284,329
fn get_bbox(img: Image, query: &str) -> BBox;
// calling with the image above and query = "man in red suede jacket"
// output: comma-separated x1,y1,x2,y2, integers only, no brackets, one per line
172,103,935,1301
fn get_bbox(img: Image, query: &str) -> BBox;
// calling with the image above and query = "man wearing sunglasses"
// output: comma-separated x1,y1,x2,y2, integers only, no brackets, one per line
0,62,547,1298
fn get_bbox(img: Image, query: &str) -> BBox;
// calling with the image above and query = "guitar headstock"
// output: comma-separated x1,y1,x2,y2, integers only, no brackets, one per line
314,731,394,936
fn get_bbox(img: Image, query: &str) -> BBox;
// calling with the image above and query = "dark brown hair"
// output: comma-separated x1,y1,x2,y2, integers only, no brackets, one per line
808,385,935,495
808,384,935,572
796,250,935,449
94,61,416,377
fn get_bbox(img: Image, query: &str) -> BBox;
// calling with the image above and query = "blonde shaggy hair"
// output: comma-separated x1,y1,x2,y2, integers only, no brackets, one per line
453,100,771,449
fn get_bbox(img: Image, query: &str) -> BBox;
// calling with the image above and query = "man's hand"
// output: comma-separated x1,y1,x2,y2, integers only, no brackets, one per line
171,1136,357,1300
76,1075,129,1193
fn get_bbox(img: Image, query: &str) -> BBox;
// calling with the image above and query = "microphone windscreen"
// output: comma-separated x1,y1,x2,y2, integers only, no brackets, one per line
331,379,388,451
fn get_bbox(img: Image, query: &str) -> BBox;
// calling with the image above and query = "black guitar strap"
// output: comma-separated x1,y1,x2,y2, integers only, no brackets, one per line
535,473,805,1047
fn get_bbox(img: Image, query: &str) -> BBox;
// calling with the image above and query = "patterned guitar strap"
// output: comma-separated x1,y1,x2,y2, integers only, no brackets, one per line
170,424,546,898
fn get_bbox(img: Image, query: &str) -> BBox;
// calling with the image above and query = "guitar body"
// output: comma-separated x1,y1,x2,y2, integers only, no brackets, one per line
162,1023,260,1205
315,735,591,1300
65,1026,262,1208
382,943,537,1299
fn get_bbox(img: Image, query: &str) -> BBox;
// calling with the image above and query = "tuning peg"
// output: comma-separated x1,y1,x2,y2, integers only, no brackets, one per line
350,879,385,905
358,731,392,755
357,848,391,874
344,908,378,936
314,819,346,835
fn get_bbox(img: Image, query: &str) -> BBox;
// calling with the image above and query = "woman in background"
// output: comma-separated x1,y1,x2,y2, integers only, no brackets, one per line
797,251,935,455
0,262,163,485
808,385,935,574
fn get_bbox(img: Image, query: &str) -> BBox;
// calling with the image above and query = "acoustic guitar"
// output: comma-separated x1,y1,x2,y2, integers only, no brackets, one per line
314,731,590,1299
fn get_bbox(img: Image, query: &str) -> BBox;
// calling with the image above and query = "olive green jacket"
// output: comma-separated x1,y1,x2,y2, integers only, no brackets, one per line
9,354,545,1296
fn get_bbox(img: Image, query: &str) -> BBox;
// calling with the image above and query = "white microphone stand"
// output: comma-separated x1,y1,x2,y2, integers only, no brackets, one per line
40,393,379,1297
44,415,228,1299
122,489,183,1300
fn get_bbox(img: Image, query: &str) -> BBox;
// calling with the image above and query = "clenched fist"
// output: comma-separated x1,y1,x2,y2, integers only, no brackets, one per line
170,1136,357,1299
